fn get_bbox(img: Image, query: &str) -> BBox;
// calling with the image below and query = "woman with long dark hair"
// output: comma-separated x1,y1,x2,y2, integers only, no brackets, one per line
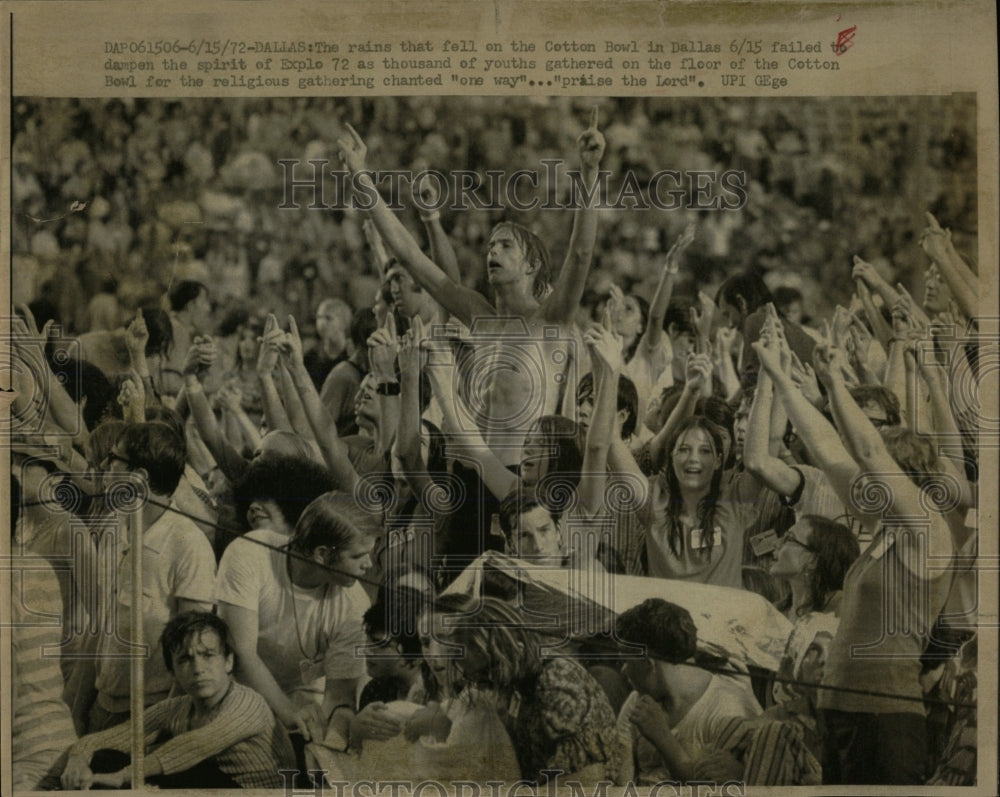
638,415,745,587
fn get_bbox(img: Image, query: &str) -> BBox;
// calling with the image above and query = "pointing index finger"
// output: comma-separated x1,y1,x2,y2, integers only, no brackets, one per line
589,105,599,130
344,122,363,147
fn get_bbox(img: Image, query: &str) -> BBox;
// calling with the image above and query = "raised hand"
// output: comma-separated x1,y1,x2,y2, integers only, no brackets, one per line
416,172,441,210
183,335,217,376
368,313,400,380
685,352,713,391
216,381,244,413
831,305,853,349
851,255,881,287
118,379,145,422
124,308,149,359
606,284,627,331
584,308,625,373
811,329,851,388
15,302,55,344
283,315,305,367
690,291,715,343
716,324,738,355
919,211,954,263
664,222,696,274
577,105,606,170
256,314,283,375
894,282,931,331
337,122,368,175
398,315,427,379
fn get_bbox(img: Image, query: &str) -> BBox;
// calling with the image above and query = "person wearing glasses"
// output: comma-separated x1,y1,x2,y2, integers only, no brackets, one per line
91,423,217,732
753,310,965,785
765,516,859,761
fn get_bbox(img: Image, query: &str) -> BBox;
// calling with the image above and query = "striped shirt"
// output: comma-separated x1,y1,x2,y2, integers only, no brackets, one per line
69,682,295,788
11,559,78,788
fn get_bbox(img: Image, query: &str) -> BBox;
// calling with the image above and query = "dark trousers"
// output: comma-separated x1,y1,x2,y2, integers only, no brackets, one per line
91,748,242,789
821,709,928,785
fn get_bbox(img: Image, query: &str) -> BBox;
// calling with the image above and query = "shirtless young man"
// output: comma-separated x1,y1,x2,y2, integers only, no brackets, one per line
336,109,606,466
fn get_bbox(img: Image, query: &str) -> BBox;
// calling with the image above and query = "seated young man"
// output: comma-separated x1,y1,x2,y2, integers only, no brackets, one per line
615,598,762,784
61,612,295,789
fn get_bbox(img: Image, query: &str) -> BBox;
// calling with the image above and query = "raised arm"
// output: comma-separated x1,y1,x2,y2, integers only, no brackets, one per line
920,212,978,319
579,317,624,516
217,382,264,453
337,124,494,326
367,313,401,459
855,278,893,352
646,353,711,471
852,255,901,309
424,339,517,500
256,315,293,433
279,315,359,491
753,317,863,515
542,106,607,323
415,175,463,288
819,342,956,563
396,316,435,497
641,223,695,351
743,365,802,497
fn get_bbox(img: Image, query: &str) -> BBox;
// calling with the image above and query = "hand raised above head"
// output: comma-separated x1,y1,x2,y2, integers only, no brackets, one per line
577,105,606,169
337,122,369,175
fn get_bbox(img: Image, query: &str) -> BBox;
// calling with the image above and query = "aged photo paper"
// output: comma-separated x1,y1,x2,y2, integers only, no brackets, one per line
2,1,997,795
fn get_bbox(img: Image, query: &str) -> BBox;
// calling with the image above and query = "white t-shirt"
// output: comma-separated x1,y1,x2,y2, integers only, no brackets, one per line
215,528,369,705
95,503,216,713
673,674,763,752
631,674,762,783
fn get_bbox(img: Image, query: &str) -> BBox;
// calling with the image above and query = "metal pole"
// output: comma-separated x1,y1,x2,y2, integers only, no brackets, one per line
128,507,145,788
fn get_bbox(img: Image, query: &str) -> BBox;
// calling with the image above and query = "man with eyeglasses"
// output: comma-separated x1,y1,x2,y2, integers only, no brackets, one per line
90,423,216,733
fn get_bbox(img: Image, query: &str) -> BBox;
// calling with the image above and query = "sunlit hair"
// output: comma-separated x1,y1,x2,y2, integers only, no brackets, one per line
490,221,551,299
661,416,724,558
290,491,380,556
879,426,943,491
442,596,544,692
799,515,860,615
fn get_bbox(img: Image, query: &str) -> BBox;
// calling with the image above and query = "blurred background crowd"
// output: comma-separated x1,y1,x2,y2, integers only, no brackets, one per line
11,94,978,339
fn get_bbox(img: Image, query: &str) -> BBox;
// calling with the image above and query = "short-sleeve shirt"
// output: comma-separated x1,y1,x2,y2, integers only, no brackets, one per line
95,503,216,713
639,475,747,589
215,528,369,705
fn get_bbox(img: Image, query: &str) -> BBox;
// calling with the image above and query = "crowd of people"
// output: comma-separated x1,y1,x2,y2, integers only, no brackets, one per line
7,96,984,790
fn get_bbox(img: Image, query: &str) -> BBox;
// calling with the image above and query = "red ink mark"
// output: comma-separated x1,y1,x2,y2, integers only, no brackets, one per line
834,25,856,55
